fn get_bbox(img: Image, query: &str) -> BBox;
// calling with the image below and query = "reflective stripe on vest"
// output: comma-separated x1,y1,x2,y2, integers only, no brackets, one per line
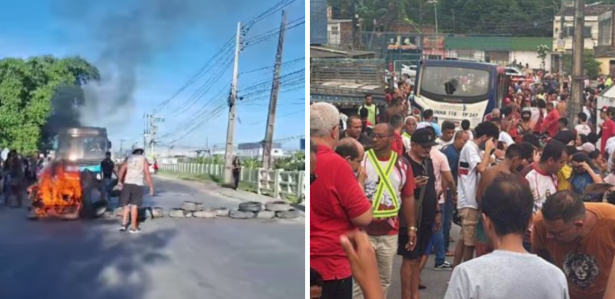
366,149,400,219
402,132,411,140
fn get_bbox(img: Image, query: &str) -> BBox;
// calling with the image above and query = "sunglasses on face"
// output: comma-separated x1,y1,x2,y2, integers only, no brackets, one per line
310,174,318,184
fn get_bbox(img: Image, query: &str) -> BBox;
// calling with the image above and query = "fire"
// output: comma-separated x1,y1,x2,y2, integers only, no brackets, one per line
29,161,82,220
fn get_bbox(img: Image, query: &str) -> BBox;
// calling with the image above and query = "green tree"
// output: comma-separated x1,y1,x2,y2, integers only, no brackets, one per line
562,52,602,79
0,56,100,153
537,44,550,69
275,151,305,171
328,0,563,37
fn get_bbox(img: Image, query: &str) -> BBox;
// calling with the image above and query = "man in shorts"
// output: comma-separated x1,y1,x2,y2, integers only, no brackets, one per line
118,148,154,233
454,121,500,267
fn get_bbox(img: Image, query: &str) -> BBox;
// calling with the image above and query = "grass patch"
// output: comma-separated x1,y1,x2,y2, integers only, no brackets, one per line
158,170,301,203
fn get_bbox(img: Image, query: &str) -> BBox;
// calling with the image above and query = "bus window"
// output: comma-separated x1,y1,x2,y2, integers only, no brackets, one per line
420,66,490,99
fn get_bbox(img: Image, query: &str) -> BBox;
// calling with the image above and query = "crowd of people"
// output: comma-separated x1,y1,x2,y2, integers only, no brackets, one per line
310,74,615,299
0,150,50,207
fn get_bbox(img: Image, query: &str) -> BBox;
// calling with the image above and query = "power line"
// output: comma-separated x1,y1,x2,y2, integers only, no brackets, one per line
244,18,305,48
164,56,234,119
244,0,297,29
244,109,304,126
240,57,304,75
151,36,236,113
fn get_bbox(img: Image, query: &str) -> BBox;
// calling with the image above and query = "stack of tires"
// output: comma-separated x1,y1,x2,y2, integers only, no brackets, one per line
168,201,217,218
228,201,300,220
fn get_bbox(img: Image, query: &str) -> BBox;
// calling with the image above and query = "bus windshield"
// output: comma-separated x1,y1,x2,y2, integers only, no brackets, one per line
420,66,490,99
55,135,108,161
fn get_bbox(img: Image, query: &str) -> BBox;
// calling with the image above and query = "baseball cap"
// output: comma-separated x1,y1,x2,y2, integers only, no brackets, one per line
577,142,596,153
412,128,438,147
601,106,610,113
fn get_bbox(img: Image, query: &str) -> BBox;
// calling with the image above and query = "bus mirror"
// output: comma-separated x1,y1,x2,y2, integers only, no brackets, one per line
107,141,112,149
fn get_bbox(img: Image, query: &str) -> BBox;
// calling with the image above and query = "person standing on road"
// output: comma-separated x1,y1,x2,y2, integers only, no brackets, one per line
399,127,438,299
532,191,615,299
100,151,117,202
118,148,154,233
454,122,499,268
474,144,526,257
232,156,241,190
354,123,416,299
445,174,570,299
311,103,374,299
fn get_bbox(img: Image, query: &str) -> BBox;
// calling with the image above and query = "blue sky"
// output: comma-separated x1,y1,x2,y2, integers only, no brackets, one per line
0,0,306,151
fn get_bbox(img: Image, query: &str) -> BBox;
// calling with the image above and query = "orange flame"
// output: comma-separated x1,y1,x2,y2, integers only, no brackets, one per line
29,162,82,218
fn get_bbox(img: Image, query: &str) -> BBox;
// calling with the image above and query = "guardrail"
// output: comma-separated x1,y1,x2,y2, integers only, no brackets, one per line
159,163,306,203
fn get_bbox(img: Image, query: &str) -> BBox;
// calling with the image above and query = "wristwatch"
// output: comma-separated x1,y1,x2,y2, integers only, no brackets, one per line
408,226,418,232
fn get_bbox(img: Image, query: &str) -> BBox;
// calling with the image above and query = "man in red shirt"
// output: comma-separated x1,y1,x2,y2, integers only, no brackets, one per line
389,114,405,156
600,106,615,155
310,102,373,299
541,101,560,137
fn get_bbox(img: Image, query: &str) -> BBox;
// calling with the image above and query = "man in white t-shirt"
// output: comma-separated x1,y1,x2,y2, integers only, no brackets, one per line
575,112,592,137
435,121,456,150
525,140,568,213
445,174,569,299
454,121,500,267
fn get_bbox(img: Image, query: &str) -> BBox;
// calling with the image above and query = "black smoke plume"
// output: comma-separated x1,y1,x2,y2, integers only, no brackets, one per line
51,0,234,129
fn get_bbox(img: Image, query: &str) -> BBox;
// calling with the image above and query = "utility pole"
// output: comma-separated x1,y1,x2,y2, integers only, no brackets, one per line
150,115,164,158
262,11,287,170
143,113,164,158
451,9,456,34
427,0,438,55
223,22,243,185
351,0,359,49
558,0,566,74
119,138,126,155
143,114,150,150
570,0,585,128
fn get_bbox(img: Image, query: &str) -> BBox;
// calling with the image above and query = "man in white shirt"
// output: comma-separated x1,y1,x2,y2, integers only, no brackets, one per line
525,140,568,213
435,121,456,150
454,121,500,267
445,174,569,299
575,112,592,136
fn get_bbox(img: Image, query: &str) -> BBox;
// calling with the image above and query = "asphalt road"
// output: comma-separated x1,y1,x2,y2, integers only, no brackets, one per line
0,176,305,299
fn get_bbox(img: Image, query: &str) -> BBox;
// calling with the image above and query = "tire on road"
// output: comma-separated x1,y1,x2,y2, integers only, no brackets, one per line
229,209,255,219
151,207,165,218
215,207,230,217
193,210,217,218
238,201,262,213
265,201,292,212
180,201,203,212
169,208,186,218
275,210,300,219
138,207,152,220
256,210,275,219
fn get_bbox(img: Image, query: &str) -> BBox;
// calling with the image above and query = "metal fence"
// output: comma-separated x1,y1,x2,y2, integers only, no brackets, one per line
159,163,306,203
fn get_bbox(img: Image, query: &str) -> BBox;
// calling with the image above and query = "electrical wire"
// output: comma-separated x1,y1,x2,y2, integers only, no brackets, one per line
151,36,235,113
165,56,234,119
243,0,297,29
240,57,304,75
244,18,305,48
